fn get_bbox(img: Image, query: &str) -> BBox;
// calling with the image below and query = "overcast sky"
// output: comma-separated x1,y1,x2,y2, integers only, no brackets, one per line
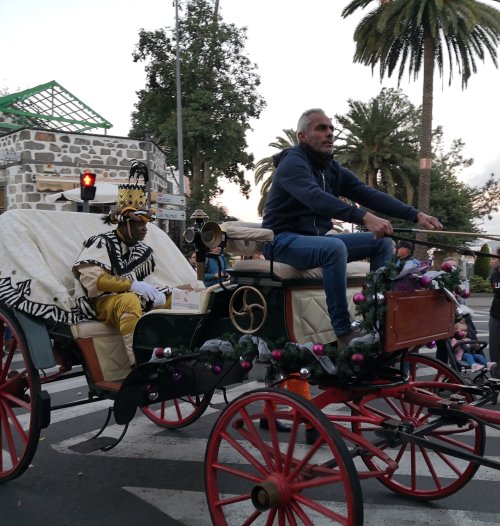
2,0,500,233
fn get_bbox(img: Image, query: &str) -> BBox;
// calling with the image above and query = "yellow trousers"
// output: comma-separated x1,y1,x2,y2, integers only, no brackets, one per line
94,292,171,365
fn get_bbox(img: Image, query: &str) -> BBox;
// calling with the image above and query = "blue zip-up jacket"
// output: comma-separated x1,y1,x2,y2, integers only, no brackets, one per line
262,145,419,236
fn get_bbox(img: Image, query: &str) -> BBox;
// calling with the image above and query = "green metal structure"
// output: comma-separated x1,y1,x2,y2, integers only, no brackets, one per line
0,80,112,133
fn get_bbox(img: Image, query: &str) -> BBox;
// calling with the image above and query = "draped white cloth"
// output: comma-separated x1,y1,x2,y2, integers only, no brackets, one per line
0,209,200,323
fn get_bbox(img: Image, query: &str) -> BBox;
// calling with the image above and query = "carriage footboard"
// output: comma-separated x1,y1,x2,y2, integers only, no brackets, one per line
113,357,246,425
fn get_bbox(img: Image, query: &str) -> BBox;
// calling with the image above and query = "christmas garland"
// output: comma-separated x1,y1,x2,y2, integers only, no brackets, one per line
148,257,463,383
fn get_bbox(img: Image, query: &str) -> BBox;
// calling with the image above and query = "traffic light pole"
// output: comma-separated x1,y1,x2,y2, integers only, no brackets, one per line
82,200,90,213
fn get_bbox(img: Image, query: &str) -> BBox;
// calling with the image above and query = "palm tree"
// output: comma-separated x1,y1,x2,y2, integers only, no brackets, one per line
334,88,420,204
254,129,297,216
342,0,500,221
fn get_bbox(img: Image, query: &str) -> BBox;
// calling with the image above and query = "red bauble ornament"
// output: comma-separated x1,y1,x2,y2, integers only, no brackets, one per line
212,364,223,375
351,352,365,365
271,349,283,361
171,371,182,382
313,343,325,356
426,340,436,349
154,347,165,358
441,261,454,273
240,360,253,371
454,329,466,340
353,292,366,305
462,290,471,299
419,275,432,287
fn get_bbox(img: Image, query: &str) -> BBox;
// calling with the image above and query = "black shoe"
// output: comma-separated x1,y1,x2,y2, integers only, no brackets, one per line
259,418,291,432
305,427,320,445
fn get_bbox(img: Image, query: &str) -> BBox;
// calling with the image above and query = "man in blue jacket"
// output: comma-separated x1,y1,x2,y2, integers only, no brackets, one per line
262,108,442,349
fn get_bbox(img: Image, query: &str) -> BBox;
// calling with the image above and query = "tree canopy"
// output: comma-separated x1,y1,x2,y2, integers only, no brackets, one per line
334,88,420,205
130,0,266,208
342,0,500,256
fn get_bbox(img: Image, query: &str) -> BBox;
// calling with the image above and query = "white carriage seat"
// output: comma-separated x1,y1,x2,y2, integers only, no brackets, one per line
70,321,131,382
221,222,369,344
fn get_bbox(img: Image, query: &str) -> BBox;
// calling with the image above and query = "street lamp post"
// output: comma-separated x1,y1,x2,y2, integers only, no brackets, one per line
175,0,186,236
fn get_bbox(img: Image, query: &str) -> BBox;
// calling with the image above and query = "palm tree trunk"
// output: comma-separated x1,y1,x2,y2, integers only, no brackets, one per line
415,31,435,259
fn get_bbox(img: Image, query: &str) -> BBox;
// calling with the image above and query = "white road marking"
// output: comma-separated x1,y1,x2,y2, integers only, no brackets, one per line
123,488,500,526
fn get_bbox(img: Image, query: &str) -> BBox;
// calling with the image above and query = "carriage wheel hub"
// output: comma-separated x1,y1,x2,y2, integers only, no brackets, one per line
251,475,290,510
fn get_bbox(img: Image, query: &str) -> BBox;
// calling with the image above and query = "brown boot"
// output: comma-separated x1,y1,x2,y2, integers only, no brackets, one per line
336,328,363,350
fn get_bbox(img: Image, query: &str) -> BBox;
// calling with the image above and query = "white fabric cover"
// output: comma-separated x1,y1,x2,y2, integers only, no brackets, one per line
231,259,369,281
0,209,201,324
221,221,274,256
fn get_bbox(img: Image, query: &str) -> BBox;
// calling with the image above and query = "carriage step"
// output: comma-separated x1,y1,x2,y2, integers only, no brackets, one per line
68,436,121,454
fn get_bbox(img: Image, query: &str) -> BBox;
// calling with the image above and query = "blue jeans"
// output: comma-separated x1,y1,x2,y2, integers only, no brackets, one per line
263,232,394,336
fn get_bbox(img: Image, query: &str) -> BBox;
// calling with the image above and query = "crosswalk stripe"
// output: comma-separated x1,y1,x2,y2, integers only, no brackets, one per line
52,410,500,481
123,488,500,526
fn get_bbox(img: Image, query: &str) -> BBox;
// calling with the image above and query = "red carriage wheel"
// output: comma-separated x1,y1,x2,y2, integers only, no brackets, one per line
205,388,363,525
351,353,485,500
140,392,212,429
0,308,43,482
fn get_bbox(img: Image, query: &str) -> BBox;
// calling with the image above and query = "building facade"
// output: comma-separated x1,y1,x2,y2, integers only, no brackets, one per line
0,127,177,216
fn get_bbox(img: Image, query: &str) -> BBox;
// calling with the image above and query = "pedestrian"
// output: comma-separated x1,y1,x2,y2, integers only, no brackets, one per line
395,240,415,262
186,250,197,270
489,247,500,378
204,246,229,287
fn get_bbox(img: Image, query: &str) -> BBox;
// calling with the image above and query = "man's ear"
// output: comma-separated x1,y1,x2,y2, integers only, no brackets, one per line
297,131,306,142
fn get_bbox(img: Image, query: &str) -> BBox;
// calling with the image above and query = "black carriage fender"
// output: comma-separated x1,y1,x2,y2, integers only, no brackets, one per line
38,390,51,429
12,310,57,369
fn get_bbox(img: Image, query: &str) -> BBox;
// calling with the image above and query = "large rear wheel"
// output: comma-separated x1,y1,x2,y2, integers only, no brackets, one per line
0,308,43,482
205,388,363,525
351,354,485,500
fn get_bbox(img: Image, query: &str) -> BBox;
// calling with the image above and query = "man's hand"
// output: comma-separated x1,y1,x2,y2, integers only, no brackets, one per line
362,212,394,239
416,212,443,230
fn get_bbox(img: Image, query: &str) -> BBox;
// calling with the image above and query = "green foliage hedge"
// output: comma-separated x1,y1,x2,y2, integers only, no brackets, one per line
469,274,492,293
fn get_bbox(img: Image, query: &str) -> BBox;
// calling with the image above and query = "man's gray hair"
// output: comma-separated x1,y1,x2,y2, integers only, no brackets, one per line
297,108,327,135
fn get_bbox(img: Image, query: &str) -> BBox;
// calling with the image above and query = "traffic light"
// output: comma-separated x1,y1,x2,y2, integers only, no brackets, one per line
80,171,97,201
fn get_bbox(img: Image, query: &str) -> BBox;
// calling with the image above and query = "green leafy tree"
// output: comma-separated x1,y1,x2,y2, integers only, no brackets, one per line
254,129,297,216
334,88,420,204
342,0,500,229
474,243,491,279
130,0,266,210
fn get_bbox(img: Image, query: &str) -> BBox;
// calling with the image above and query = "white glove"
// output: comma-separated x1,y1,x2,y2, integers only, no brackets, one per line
152,290,166,307
130,280,158,301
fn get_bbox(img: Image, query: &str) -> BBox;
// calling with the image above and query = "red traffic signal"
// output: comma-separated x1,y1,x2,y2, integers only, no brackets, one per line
80,171,97,201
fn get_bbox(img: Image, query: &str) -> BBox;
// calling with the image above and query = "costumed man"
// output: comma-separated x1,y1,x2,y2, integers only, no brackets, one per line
73,160,171,366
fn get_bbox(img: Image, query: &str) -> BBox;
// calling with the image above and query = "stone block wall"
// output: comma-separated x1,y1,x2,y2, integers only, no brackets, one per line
0,128,178,213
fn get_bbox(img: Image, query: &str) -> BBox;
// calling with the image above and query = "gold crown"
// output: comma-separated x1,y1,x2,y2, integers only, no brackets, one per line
116,184,148,211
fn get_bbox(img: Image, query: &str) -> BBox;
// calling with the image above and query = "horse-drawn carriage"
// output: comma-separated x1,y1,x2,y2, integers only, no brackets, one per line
1,208,500,525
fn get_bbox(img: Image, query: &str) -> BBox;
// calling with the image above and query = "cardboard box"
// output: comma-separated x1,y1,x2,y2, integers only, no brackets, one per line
171,288,204,311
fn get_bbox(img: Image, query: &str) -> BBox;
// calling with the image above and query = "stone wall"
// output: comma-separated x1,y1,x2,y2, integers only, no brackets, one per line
0,128,178,213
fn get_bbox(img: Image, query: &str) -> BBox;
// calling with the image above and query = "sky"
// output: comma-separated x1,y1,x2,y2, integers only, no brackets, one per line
2,0,500,234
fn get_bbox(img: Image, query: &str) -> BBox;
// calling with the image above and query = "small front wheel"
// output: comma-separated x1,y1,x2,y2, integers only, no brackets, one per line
205,388,363,525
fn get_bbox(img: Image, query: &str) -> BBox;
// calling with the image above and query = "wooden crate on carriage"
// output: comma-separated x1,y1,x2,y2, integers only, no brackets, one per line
383,289,455,352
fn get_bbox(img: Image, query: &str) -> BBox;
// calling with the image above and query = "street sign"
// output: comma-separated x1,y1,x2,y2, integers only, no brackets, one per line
155,193,185,206
155,208,186,220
